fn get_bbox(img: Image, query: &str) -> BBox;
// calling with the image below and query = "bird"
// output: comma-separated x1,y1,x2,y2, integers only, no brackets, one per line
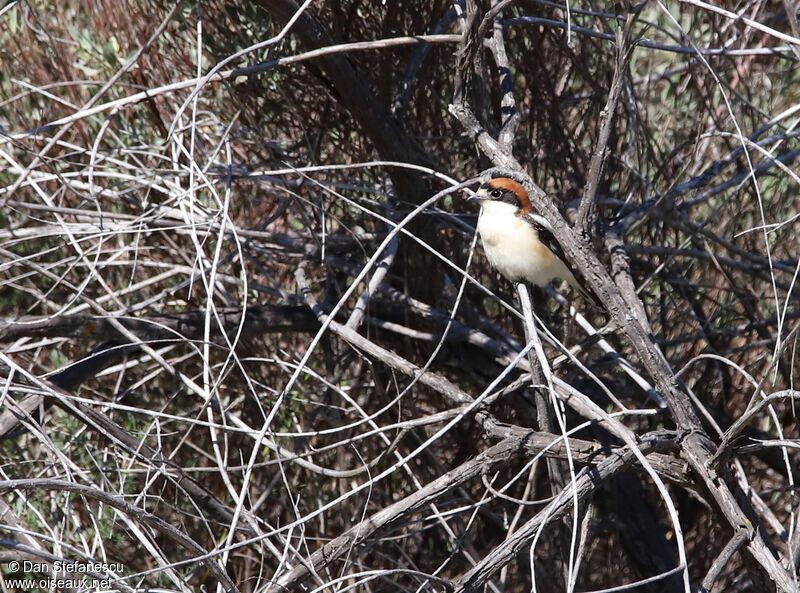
470,176,595,303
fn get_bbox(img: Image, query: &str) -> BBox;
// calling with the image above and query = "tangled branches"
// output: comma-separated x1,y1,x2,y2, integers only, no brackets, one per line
0,1,798,592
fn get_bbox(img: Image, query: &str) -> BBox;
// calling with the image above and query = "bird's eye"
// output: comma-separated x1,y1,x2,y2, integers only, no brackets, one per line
490,189,503,199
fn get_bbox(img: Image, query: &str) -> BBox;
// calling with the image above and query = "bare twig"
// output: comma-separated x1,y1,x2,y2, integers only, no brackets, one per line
576,12,636,235
451,7,799,588
698,528,750,593
0,479,239,593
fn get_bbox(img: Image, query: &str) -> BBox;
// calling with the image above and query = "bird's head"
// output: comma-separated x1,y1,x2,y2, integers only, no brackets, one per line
471,177,533,215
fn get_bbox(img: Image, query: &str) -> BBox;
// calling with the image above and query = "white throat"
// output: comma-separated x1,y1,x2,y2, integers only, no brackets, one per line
479,200,518,218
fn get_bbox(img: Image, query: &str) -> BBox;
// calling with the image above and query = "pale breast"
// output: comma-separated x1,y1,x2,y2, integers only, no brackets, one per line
477,201,570,286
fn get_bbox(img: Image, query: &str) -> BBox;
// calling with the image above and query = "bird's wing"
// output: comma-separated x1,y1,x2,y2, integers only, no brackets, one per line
526,214,569,266
524,213,599,305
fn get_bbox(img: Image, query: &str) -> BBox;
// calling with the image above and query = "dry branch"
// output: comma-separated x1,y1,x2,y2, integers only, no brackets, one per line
1,1,797,591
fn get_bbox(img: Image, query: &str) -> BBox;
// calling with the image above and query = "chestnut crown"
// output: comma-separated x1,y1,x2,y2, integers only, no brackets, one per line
476,177,533,214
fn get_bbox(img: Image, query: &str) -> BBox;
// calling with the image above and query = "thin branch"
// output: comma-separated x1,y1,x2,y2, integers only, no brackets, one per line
0,479,239,593
576,12,637,235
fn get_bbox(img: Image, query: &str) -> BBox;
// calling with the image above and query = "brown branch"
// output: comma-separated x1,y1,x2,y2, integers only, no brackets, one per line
489,1,521,150
0,305,319,344
451,11,799,590
698,528,750,593
0,367,260,539
260,0,434,205
265,435,527,593
392,3,463,119
265,426,685,592
289,265,693,588
0,478,239,593
576,12,637,235
0,305,321,438
453,433,672,591
711,390,800,468
515,283,569,497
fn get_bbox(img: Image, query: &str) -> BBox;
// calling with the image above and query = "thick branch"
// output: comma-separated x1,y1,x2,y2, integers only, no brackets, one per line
451,11,798,589
260,0,433,204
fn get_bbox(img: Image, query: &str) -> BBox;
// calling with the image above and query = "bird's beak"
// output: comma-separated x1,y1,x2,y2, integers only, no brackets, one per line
467,188,488,202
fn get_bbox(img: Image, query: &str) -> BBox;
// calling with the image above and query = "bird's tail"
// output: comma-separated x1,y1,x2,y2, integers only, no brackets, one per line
566,272,601,308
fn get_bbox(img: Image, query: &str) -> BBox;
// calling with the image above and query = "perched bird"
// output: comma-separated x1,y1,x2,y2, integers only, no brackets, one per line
471,176,595,302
